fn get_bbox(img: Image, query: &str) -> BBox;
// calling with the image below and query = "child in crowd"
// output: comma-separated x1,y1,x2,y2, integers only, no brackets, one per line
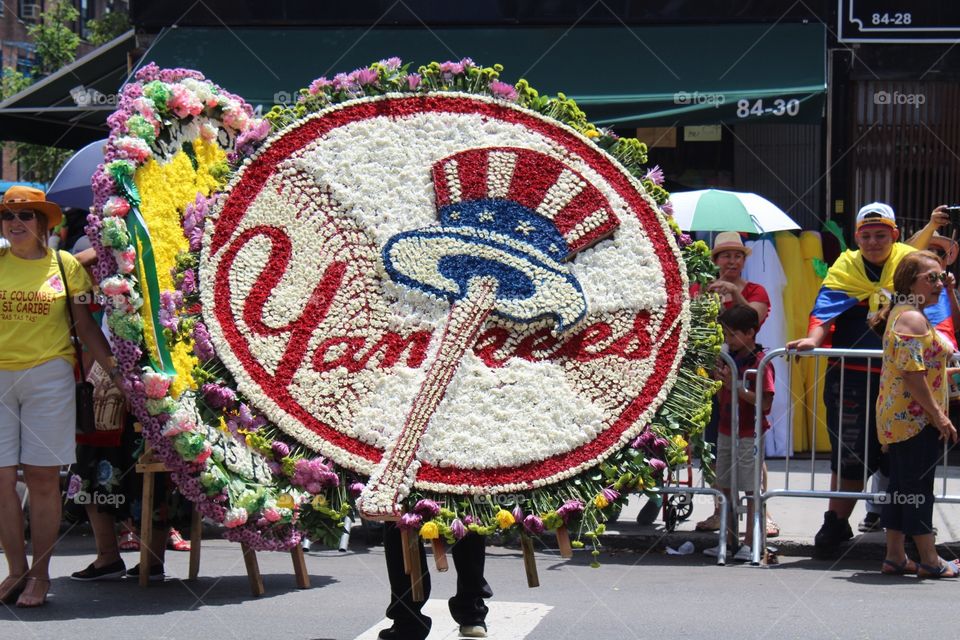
704,304,775,561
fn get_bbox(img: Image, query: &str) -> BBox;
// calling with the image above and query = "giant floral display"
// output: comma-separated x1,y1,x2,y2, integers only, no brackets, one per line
92,58,721,554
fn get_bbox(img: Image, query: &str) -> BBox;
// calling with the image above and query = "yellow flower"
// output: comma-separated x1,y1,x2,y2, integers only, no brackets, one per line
218,416,229,433
673,435,688,449
696,366,709,378
585,128,600,139
495,509,515,529
276,493,295,509
311,494,327,509
419,521,440,540
134,137,228,394
593,494,609,509
636,478,646,491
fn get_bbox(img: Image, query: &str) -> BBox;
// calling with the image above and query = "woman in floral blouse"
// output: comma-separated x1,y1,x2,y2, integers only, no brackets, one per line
876,250,959,578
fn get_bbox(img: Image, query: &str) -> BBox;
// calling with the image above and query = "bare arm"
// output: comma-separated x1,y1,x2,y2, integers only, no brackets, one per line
901,371,957,442
786,318,833,351
906,205,950,250
69,300,122,387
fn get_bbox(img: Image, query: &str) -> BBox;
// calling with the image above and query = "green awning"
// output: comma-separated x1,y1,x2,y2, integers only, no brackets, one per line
135,24,826,126
0,30,136,148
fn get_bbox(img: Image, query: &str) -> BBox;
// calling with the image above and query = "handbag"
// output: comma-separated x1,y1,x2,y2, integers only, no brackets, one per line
55,251,96,434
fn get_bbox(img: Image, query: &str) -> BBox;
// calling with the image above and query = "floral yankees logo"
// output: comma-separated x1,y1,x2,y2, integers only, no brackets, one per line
201,93,688,515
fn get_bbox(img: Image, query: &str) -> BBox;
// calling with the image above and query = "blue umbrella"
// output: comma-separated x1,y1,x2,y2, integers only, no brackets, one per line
47,139,106,208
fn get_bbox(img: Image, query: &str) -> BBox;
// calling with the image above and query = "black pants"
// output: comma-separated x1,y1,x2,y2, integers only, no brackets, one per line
824,366,883,480
882,425,940,536
384,522,492,634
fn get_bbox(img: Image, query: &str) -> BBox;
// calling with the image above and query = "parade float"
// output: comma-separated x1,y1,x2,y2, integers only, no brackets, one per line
90,58,721,569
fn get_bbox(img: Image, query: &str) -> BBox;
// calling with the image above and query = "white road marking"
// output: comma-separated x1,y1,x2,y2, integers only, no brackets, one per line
354,599,553,639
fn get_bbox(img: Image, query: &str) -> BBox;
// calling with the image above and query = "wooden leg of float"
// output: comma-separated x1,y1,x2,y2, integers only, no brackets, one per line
521,533,540,588
138,470,155,588
407,531,426,602
556,525,573,559
291,544,310,589
400,528,412,575
241,543,265,597
431,539,448,572
188,508,202,580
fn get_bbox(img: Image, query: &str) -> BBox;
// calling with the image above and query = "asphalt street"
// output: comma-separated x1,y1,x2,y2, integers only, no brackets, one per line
1,523,958,640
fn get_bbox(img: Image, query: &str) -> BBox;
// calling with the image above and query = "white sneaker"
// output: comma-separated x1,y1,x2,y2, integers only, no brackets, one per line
733,545,752,562
460,624,487,638
703,545,720,557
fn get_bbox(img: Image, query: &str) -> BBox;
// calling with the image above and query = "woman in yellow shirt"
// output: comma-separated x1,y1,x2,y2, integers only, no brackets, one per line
876,250,959,578
0,186,122,607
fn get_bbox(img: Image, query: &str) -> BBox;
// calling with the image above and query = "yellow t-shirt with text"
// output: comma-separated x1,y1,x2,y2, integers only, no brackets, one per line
0,248,92,370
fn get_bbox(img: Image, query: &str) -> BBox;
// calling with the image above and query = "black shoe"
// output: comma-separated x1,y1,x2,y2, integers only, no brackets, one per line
636,496,662,526
814,510,853,555
71,559,126,581
125,563,165,582
377,624,430,640
858,511,882,533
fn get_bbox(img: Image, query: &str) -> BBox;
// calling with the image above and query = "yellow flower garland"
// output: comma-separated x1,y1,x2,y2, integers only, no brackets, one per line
134,137,228,396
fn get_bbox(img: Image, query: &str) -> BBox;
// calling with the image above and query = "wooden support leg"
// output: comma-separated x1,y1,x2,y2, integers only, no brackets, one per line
188,508,202,580
400,528,411,575
291,544,310,589
556,525,573,559
241,543,265,597
139,470,155,588
407,531,425,602
431,539,448,572
521,533,540,588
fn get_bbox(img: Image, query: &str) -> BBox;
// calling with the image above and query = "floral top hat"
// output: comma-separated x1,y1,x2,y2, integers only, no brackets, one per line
382,147,620,332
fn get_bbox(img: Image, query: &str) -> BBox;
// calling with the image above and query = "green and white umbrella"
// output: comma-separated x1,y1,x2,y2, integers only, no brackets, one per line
669,189,801,233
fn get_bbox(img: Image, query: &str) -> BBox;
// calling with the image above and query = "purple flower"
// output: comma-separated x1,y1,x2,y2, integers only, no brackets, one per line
348,482,365,497
380,57,402,71
450,518,467,540
678,233,693,247
512,505,524,524
649,458,668,473
202,383,236,410
462,515,474,526
414,499,440,519
653,437,670,451
557,499,584,523
399,513,422,530
601,486,620,502
66,474,82,498
439,61,464,78
192,322,216,361
353,68,379,87
661,201,674,215
271,441,290,459
644,165,665,186
308,77,333,95
523,514,545,535
179,269,196,296
406,74,421,90
488,81,518,101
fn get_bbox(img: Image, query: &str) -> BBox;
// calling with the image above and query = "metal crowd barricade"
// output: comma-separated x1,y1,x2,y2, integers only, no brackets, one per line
748,346,960,566
652,350,737,564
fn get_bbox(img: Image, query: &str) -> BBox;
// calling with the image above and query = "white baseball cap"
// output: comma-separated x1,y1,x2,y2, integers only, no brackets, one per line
856,202,896,231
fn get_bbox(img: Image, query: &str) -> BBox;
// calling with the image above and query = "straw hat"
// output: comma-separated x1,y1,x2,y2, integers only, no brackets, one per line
2,185,63,228
905,230,959,266
711,231,752,259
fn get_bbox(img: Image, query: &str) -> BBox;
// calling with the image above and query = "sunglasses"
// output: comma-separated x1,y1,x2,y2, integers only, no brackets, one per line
922,271,948,284
1,211,37,222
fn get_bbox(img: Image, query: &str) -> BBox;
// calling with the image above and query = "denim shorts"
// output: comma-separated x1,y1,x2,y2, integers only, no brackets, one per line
0,358,76,467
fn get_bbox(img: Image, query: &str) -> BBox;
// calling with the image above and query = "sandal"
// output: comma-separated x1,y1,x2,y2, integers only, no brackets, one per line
118,530,140,551
881,558,918,575
167,528,191,552
917,559,960,579
15,577,50,608
0,575,26,604
766,515,780,538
